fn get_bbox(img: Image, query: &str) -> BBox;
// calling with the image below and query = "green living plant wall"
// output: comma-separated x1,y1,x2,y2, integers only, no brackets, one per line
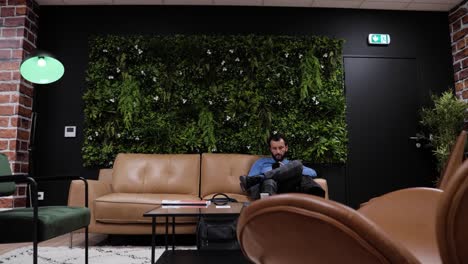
83,35,347,167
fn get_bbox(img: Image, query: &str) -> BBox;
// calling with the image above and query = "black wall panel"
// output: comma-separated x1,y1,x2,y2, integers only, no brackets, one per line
34,6,453,206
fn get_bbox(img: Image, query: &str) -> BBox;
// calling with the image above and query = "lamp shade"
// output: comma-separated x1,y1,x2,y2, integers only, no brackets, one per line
20,53,64,84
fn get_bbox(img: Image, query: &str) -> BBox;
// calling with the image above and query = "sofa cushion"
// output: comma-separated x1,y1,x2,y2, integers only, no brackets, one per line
94,193,200,224
201,153,262,197
112,154,200,195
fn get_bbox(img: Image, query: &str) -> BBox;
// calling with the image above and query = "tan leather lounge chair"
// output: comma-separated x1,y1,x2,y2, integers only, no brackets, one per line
358,159,468,264
237,193,419,264
237,159,468,264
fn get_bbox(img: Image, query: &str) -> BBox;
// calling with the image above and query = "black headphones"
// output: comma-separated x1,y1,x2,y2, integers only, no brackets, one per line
211,193,237,205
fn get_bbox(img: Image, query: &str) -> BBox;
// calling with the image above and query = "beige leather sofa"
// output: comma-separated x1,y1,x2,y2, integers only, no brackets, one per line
68,153,328,235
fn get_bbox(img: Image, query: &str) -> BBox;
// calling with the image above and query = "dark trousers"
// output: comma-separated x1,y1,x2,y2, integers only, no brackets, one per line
248,160,325,199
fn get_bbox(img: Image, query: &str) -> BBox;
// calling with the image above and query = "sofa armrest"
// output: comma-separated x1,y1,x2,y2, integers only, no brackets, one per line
68,179,111,207
314,178,328,199
68,170,113,230
357,187,443,263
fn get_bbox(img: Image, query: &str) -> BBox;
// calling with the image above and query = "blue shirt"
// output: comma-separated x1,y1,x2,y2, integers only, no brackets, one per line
248,157,317,177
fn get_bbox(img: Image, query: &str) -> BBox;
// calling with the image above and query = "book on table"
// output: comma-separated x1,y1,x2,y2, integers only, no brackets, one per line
161,199,211,206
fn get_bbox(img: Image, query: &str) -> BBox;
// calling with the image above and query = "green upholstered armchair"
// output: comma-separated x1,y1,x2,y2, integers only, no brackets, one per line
0,153,90,264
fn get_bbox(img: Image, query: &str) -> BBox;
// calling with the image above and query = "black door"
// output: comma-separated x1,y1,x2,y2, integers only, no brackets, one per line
344,57,435,208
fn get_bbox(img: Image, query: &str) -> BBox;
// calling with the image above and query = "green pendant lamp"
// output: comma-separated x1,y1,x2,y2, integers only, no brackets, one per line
20,52,64,84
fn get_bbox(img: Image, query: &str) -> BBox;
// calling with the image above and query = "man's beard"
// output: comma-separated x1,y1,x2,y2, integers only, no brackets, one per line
271,152,286,162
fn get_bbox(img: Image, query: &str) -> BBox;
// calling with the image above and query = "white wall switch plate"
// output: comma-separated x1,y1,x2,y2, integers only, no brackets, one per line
64,126,76,137
38,192,44,200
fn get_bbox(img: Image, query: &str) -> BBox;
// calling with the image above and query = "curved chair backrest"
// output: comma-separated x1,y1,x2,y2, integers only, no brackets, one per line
438,130,467,190
0,153,16,196
437,159,468,264
237,193,419,264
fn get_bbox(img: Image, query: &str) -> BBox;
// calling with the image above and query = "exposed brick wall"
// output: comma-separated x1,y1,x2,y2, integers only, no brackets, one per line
0,0,39,208
451,0,468,101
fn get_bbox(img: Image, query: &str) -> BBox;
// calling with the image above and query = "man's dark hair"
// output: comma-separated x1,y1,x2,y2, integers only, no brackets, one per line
267,133,288,147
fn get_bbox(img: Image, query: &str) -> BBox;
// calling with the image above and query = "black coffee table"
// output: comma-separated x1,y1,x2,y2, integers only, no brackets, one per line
144,202,245,264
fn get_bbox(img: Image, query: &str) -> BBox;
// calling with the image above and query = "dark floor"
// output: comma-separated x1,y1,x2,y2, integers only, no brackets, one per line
98,234,250,264
156,250,250,264
97,234,197,247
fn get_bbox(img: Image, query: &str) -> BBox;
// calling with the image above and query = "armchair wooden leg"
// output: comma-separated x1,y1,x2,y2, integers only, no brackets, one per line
85,227,89,264
69,232,73,249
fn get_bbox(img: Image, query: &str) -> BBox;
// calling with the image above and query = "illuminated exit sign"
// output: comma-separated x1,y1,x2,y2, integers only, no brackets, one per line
368,34,391,45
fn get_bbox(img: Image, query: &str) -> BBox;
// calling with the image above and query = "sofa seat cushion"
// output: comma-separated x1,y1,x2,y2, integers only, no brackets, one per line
95,193,200,224
202,193,251,203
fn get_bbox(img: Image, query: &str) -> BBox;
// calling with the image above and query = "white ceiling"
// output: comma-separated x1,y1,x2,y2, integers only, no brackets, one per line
36,0,464,12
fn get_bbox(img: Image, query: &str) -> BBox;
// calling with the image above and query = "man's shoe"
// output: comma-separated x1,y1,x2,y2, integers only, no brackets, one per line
239,175,264,192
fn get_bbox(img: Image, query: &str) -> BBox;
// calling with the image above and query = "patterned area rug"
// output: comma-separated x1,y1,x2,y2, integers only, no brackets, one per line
0,246,196,264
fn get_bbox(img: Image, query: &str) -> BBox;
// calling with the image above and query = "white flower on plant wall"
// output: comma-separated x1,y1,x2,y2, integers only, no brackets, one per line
312,96,320,105
141,70,145,75
138,49,143,55
240,70,243,75
94,131,99,136
229,49,234,53
289,80,294,85
285,52,289,58
221,60,225,66
207,49,212,55
116,133,121,138
323,53,328,58
235,57,240,62
152,77,157,82
108,161,113,166
307,137,312,142
153,96,159,101
298,54,303,59
211,147,217,152
222,67,227,72
88,136,93,140
108,75,114,79
320,65,324,69
276,73,280,77
243,122,247,127
102,49,108,53
116,67,120,73
135,136,140,141
246,145,251,150
134,44,138,49
182,98,187,104
278,101,282,105
109,98,115,103
273,131,278,135
208,100,213,105
226,115,231,121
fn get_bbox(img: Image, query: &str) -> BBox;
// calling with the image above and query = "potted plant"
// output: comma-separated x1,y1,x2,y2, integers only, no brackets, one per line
420,90,467,181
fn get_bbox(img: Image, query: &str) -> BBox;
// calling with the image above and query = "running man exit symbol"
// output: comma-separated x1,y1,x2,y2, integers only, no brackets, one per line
368,34,391,45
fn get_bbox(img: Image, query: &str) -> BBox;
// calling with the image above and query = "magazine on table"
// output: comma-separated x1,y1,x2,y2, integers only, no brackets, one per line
161,199,211,206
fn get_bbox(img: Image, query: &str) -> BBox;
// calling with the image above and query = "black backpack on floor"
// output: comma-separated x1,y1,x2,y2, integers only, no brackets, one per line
196,193,240,250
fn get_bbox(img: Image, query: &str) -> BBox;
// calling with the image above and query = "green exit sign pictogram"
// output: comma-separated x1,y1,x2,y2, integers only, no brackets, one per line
368,34,391,45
